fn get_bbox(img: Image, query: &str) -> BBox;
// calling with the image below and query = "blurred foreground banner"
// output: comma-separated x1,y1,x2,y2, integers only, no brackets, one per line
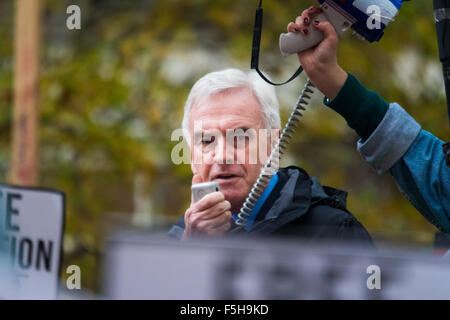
104,233,450,299
0,184,65,299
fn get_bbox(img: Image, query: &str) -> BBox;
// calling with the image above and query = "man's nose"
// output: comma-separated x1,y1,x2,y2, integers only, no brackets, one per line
212,136,234,164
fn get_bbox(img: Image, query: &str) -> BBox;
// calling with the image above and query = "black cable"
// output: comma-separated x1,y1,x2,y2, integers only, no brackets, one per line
250,0,303,86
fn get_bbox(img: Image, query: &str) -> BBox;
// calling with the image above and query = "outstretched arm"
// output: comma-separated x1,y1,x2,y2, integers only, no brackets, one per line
287,7,450,233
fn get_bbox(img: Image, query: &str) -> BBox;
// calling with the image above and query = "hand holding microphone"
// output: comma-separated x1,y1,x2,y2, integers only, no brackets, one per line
182,175,232,240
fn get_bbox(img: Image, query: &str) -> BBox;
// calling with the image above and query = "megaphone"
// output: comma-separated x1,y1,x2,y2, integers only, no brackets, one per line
251,0,404,85
280,0,403,56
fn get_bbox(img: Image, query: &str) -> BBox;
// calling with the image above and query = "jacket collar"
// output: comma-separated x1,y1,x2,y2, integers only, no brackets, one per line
243,166,313,235
244,166,348,234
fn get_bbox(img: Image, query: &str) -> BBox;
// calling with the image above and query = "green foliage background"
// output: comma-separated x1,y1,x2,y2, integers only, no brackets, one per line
0,0,448,291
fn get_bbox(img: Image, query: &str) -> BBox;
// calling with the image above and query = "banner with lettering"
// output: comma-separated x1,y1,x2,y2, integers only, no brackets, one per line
0,184,65,299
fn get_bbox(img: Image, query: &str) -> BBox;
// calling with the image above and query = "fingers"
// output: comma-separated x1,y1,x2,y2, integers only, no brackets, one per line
287,22,300,33
184,189,232,238
194,210,232,231
192,198,231,221
306,6,322,16
187,208,232,237
312,19,338,42
209,200,231,219
192,191,225,212
205,221,231,236
194,214,232,237
288,6,322,35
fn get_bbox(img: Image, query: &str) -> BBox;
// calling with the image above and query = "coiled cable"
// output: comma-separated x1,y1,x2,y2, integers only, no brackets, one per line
234,79,315,228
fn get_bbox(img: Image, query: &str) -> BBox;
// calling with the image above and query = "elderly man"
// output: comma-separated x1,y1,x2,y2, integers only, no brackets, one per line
168,68,372,245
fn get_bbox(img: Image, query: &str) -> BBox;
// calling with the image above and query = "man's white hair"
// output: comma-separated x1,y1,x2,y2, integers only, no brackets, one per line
182,68,281,144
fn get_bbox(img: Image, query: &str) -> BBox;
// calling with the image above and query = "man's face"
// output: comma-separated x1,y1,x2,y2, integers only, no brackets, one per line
189,87,273,213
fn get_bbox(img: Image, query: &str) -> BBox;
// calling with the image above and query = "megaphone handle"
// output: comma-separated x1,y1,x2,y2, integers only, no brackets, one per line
279,12,327,57
280,4,353,57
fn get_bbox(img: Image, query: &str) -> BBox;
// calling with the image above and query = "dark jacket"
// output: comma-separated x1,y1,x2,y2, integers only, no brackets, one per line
169,166,373,247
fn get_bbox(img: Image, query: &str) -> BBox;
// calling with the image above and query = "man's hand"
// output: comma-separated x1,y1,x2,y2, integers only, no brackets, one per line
287,6,348,100
182,175,232,240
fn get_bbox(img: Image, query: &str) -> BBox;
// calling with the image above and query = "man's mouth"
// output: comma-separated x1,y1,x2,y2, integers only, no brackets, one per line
213,174,241,183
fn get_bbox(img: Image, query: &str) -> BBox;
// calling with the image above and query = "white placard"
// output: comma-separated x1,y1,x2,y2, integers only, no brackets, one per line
104,234,450,299
0,183,65,299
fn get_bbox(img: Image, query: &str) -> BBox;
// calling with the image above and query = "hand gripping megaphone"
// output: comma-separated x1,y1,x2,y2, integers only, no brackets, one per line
251,0,405,85
280,0,403,56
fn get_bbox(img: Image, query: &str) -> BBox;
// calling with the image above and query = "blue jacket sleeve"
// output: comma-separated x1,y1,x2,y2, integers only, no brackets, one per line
357,103,450,233
390,131,450,233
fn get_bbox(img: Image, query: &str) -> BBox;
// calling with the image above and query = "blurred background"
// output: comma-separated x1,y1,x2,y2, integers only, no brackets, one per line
0,0,448,292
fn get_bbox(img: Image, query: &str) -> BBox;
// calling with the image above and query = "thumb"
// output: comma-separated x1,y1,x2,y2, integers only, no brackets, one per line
312,20,338,42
